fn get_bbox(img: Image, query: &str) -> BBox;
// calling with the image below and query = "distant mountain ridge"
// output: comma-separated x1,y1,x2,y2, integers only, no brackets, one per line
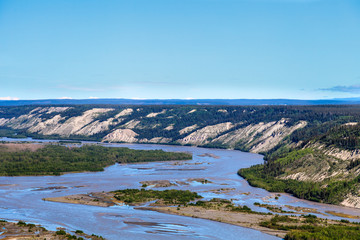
1,98,360,106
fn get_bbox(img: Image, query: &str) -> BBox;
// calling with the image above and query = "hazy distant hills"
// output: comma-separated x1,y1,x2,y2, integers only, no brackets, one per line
1,98,360,106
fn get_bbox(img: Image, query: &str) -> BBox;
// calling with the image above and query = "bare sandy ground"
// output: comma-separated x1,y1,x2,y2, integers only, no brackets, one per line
43,190,360,239
44,192,286,238
45,189,360,240
44,192,117,207
137,206,287,238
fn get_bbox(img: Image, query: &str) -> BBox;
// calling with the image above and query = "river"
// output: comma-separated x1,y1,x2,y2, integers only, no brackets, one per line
0,138,360,239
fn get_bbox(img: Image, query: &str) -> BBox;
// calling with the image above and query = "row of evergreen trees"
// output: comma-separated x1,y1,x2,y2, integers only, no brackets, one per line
0,144,191,176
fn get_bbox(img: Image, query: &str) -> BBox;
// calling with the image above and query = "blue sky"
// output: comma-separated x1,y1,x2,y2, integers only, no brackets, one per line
1,0,360,100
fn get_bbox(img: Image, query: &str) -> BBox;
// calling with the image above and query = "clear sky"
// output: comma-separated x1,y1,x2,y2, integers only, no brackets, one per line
1,0,360,100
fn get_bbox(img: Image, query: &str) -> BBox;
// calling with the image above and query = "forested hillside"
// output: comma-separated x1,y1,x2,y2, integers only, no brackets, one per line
2,104,360,148
239,119,360,208
2,104,360,207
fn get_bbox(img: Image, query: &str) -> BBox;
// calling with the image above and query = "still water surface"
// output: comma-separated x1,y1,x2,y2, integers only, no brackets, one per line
1,138,360,239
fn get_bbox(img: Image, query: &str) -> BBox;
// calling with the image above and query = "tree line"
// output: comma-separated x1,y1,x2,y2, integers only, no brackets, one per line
0,144,192,176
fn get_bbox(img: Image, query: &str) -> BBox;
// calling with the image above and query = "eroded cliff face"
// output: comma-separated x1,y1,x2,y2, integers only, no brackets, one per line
0,106,309,152
341,193,360,208
179,124,198,135
212,119,307,153
146,109,166,118
102,129,138,143
36,108,114,136
178,122,234,145
310,142,360,161
0,107,71,130
274,141,360,185
115,108,133,118
0,106,311,157
278,152,348,182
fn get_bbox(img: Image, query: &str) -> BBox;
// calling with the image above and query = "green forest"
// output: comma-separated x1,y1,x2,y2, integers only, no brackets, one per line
239,142,360,204
0,144,192,176
112,188,201,205
262,214,360,240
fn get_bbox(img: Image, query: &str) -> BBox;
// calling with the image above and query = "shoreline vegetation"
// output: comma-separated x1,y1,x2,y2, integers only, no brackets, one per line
0,219,105,240
44,189,360,240
237,148,360,206
0,143,192,176
2,104,360,207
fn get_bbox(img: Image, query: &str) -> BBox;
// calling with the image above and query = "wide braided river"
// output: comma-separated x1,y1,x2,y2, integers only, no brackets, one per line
1,138,360,239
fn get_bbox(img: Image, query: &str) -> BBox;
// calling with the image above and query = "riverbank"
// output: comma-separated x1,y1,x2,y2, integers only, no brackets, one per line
0,142,192,176
0,219,104,240
140,204,360,239
44,192,117,207
43,191,286,238
44,190,360,239
138,205,287,238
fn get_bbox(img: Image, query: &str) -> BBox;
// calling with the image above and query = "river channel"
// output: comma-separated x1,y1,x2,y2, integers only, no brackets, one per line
1,138,360,239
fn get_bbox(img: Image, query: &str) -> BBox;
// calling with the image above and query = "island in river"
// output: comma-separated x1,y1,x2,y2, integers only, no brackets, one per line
4,141,360,240
0,142,192,176
44,189,360,240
